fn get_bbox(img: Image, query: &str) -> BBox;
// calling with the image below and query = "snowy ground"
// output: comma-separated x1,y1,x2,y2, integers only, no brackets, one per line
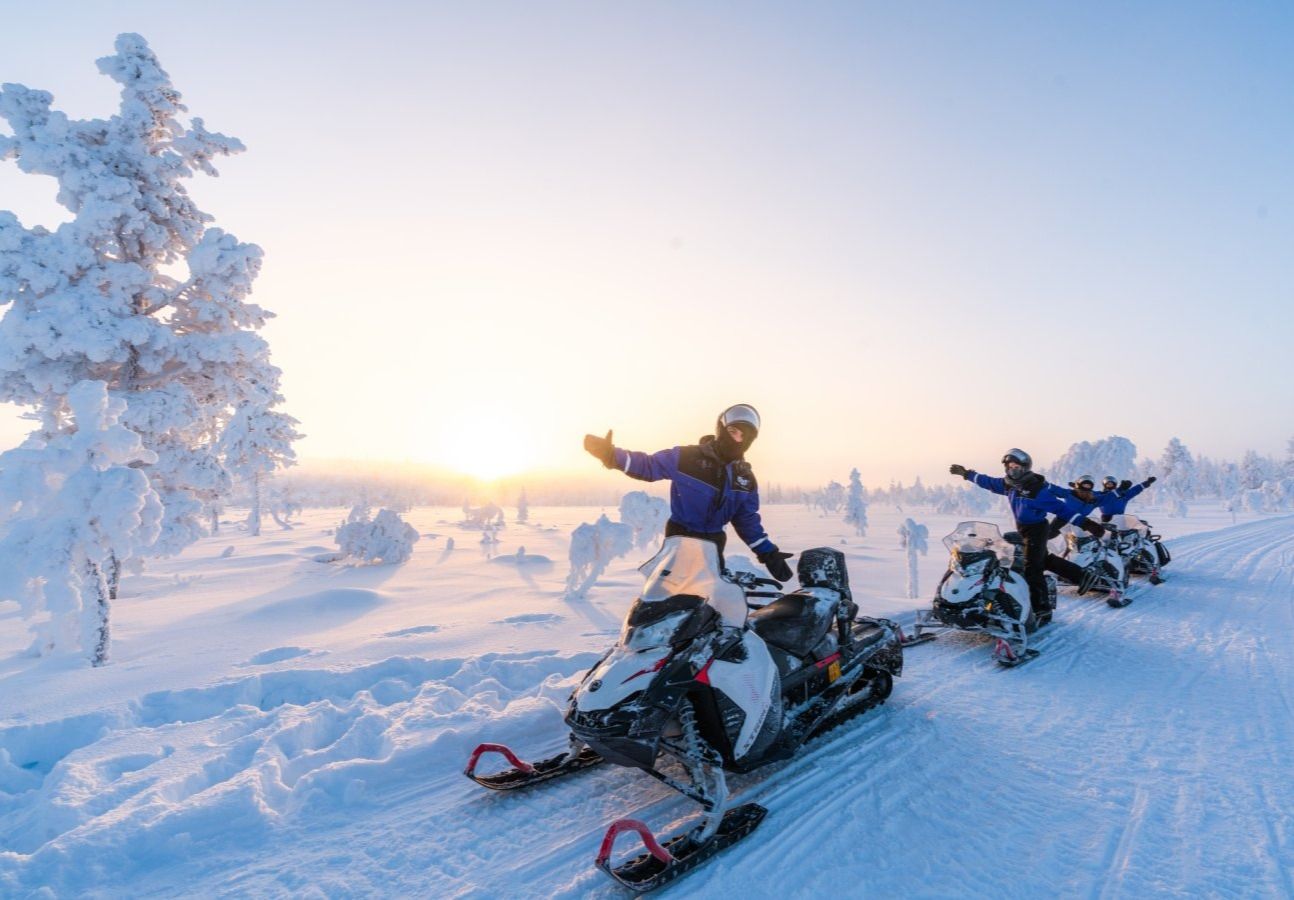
1,502,1291,898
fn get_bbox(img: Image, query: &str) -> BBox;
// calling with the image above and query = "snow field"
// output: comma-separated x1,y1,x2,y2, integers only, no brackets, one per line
0,504,1289,896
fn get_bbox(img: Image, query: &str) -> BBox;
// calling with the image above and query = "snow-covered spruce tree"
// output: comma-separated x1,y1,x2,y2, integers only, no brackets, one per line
1158,438,1196,499
844,468,868,537
1285,437,1294,478
0,34,291,565
1049,436,1138,484
219,401,302,536
1241,450,1271,491
0,381,162,665
516,487,529,524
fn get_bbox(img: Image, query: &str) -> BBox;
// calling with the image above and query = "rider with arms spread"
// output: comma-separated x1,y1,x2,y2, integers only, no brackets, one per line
583,404,795,584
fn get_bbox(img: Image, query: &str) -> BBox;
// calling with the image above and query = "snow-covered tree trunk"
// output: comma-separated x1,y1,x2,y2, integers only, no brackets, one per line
247,471,263,537
897,518,929,600
84,559,111,667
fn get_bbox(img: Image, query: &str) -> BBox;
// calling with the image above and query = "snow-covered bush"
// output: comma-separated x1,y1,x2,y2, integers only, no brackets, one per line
461,501,503,529
334,505,419,565
564,514,634,599
897,518,929,600
619,491,669,549
0,381,162,665
844,468,868,537
0,34,296,560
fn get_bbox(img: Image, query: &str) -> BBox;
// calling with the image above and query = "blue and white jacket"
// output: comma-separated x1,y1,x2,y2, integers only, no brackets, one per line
965,471,1091,527
613,436,776,555
1097,482,1146,517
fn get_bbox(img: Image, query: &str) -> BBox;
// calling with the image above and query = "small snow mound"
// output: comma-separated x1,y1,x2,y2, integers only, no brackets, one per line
220,546,236,558
493,613,563,626
383,625,441,638
242,646,313,666
489,550,553,567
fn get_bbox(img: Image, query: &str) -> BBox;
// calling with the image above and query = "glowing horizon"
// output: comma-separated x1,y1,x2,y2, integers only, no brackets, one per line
1,4,1291,488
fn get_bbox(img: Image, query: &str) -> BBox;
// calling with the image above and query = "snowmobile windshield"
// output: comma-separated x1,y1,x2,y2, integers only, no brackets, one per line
619,595,717,651
1108,514,1148,534
942,522,1014,567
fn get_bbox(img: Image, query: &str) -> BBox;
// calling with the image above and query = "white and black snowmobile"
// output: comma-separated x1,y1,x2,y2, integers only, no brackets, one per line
1062,523,1132,606
907,521,1054,666
463,536,904,892
1105,514,1169,584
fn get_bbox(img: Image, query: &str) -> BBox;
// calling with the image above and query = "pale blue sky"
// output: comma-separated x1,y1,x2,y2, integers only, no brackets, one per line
1,2,1290,484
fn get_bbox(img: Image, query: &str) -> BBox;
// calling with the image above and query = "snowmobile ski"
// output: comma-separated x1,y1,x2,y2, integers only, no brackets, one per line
1106,592,1133,608
992,637,1041,668
596,803,767,893
463,742,602,790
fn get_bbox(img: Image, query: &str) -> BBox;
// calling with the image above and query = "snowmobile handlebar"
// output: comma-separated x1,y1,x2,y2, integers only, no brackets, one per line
726,570,784,591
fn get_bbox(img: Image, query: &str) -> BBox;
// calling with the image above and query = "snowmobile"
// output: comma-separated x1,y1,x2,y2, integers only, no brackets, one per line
463,536,904,892
1062,524,1132,606
906,521,1054,666
1106,514,1169,584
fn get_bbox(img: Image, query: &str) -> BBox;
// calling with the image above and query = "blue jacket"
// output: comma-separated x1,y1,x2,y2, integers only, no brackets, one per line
613,437,775,555
966,471,1091,526
1097,482,1146,517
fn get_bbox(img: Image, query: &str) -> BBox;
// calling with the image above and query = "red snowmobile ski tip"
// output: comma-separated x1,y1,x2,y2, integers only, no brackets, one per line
464,743,535,778
598,819,674,867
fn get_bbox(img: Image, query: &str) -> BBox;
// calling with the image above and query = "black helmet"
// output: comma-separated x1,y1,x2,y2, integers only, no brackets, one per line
714,403,760,462
1102,475,1118,488
1075,474,1095,490
1001,448,1032,470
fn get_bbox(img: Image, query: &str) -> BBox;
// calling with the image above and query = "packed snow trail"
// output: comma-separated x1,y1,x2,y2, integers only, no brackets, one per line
1,511,1290,897
444,515,1294,898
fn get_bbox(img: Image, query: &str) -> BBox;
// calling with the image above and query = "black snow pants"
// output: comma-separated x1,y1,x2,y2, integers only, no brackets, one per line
1018,521,1053,612
1020,521,1088,612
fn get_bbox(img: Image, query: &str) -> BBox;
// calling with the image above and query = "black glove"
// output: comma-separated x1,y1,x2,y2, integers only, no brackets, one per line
1118,480,1133,492
757,549,794,584
1047,518,1064,540
1142,476,1157,488
949,464,968,478
582,430,616,468
1079,518,1105,540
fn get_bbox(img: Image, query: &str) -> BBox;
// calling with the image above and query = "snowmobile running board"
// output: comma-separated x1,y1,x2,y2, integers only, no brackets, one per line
463,743,603,790
596,803,767,893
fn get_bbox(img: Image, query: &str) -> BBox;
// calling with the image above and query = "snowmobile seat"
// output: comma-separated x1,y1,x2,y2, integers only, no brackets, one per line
749,591,834,658
851,621,886,650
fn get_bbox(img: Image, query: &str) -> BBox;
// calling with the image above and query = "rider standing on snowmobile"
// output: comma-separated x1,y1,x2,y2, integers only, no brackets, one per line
950,450,1106,614
583,404,796,584
1095,475,1157,522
